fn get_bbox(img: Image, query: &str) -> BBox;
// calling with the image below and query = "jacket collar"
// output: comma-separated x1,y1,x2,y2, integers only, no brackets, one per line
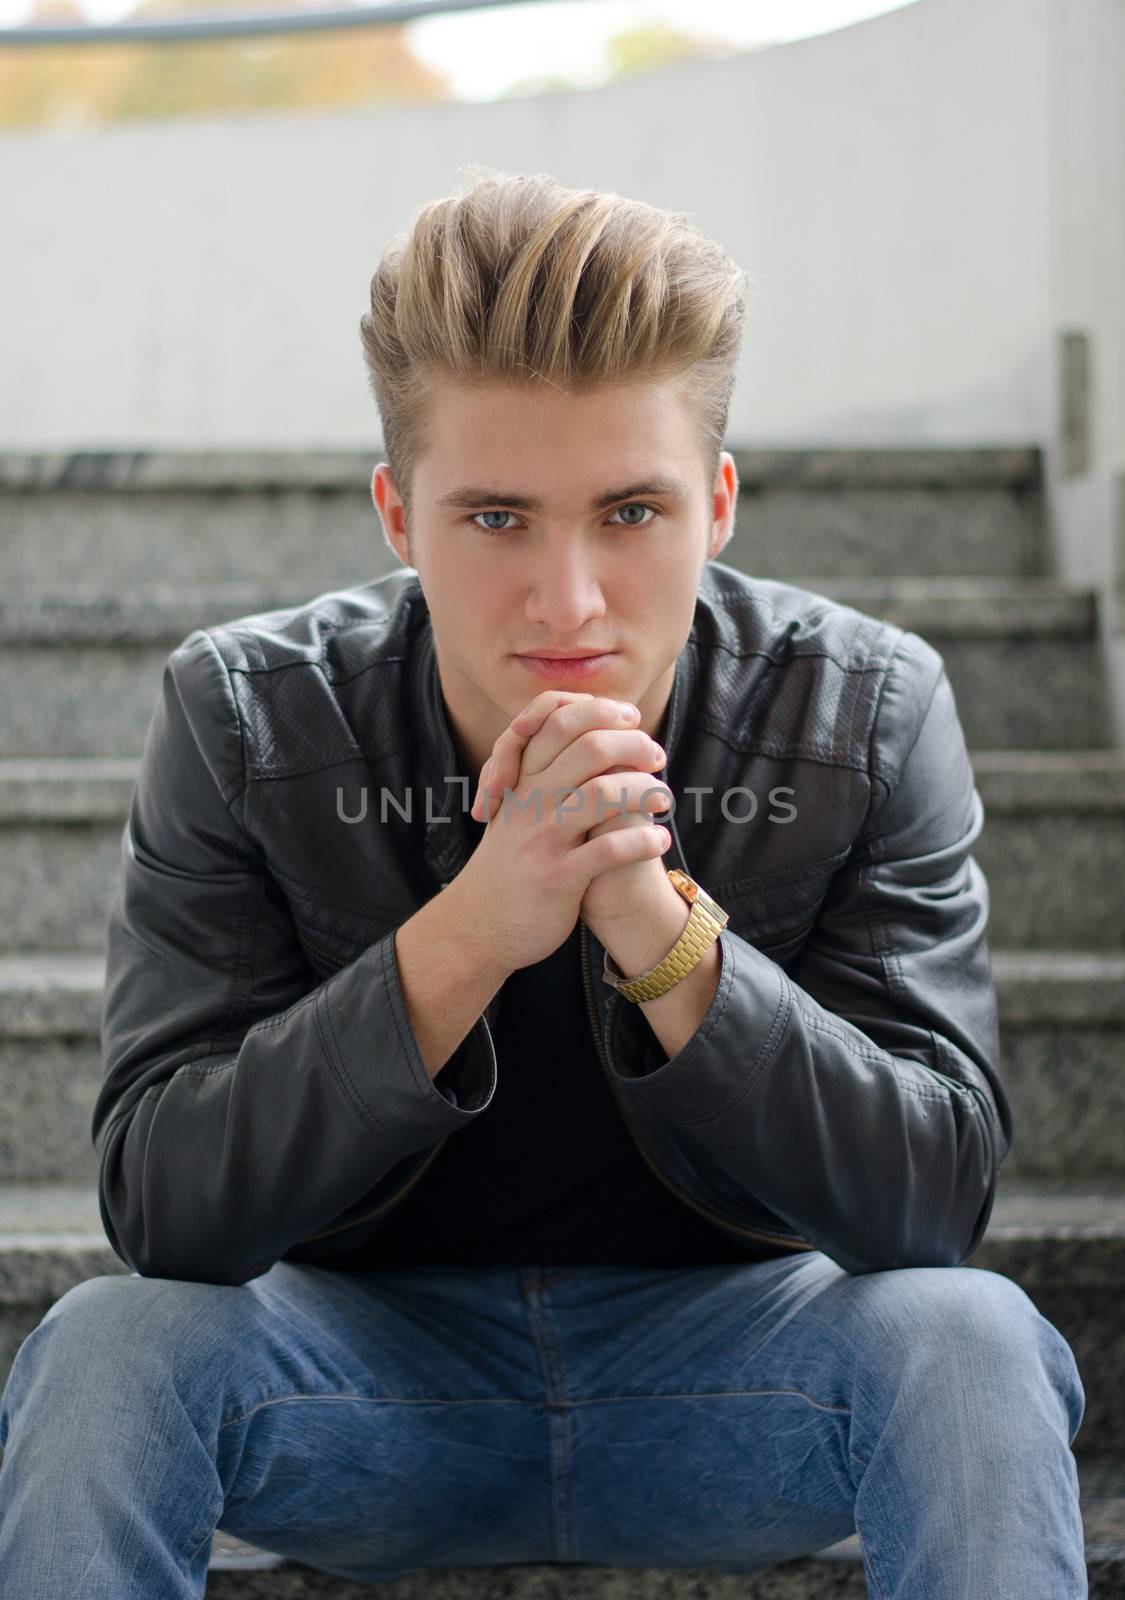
406,575,700,889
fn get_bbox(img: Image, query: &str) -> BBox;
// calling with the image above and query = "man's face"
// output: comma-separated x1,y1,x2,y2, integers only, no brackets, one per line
372,376,738,784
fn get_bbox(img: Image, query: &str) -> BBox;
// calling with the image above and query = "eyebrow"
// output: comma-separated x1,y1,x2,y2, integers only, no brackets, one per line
434,477,692,513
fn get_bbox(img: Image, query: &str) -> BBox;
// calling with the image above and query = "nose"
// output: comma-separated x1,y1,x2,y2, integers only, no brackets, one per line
524,541,607,634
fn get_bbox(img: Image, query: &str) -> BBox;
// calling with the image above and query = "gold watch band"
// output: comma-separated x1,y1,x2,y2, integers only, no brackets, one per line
602,869,729,1003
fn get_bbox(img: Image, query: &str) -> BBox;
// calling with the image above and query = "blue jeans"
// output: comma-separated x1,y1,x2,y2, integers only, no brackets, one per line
0,1251,1087,1598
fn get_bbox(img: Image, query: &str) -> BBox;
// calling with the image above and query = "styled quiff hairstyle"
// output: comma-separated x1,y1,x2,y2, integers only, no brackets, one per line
359,166,748,529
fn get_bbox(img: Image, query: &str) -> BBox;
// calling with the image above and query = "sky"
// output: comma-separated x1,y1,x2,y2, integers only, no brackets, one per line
1,0,920,98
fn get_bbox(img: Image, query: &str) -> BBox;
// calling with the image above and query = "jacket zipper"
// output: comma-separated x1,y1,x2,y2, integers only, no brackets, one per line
579,917,814,1253
298,1132,450,1242
299,933,356,967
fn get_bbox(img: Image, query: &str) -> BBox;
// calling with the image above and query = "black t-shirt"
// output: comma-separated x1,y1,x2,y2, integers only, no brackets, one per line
365,814,749,1268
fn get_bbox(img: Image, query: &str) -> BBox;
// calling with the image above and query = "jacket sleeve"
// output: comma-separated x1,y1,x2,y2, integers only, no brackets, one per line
93,628,496,1286
604,631,1011,1275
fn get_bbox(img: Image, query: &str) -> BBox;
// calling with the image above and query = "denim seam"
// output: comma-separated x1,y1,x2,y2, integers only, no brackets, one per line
215,1386,854,1430
217,1393,534,1428
856,1527,888,1600
188,1527,218,1567
521,1291,573,1559
576,1388,853,1415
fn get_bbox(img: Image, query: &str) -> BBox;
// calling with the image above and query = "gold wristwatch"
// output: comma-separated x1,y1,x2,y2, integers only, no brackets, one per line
601,868,730,1003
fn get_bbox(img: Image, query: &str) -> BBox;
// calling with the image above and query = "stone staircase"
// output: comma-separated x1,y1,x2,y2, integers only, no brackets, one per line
1,445,1123,1594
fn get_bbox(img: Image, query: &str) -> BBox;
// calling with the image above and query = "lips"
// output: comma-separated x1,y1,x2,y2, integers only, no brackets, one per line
515,652,617,680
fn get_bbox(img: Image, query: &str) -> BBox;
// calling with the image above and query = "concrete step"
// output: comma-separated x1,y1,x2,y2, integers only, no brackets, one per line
729,448,1049,580
1,749,1121,953
0,1177,1121,1476
970,749,1125,948
2,947,1123,1189
201,1457,1125,1593
0,446,1048,594
0,577,1113,756
2,575,1101,639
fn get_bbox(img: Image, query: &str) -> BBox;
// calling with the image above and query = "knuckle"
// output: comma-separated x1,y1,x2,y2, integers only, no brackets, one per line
521,692,556,724
592,773,627,807
585,727,618,764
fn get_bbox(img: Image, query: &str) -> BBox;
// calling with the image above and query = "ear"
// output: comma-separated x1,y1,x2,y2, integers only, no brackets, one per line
707,451,739,562
372,463,412,567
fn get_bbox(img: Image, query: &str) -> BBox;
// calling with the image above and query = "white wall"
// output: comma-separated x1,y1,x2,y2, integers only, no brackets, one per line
1041,0,1125,737
2,0,1122,733
0,0,1057,451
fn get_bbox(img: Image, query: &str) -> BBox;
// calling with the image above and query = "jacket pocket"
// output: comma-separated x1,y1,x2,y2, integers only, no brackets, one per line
748,914,818,964
716,845,851,962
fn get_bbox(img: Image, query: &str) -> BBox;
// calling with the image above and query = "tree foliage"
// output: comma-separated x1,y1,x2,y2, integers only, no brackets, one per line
1,5,736,128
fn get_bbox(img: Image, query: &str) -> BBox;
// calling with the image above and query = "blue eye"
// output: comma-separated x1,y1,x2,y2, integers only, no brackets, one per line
612,503,656,527
473,510,516,533
470,503,659,536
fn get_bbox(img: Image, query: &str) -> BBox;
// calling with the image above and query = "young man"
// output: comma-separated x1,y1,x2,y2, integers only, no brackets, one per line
0,171,1086,1596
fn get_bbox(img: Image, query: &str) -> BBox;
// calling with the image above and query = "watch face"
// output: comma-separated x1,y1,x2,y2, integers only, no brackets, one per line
669,869,728,926
689,880,728,926
706,894,731,927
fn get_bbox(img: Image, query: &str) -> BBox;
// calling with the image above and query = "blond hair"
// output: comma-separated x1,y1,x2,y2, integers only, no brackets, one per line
359,167,748,524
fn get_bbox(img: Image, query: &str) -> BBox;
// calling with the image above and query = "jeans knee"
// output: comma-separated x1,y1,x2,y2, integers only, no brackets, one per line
39,1272,183,1353
9,1271,242,1398
1,1275,144,1447
880,1268,1084,1437
42,1270,144,1328
2,1270,261,1463
937,1270,1080,1380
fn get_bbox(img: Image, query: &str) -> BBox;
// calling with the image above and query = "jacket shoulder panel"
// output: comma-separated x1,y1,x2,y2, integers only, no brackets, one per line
695,563,921,778
863,626,947,797
202,569,423,675
194,571,426,781
162,626,248,814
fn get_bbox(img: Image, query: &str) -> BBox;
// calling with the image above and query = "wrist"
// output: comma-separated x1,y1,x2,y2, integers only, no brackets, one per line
594,871,690,977
435,868,518,989
601,869,729,1005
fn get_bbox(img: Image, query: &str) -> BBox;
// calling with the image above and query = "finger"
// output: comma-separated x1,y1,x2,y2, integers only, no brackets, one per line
509,689,597,739
474,694,644,822
511,690,587,731
546,771,671,850
581,770,672,831
480,715,657,827
585,779,672,838
543,728,666,822
517,697,646,789
575,820,671,880
473,692,592,820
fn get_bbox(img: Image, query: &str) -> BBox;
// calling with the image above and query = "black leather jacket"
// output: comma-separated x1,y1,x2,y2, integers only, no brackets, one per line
94,560,1011,1285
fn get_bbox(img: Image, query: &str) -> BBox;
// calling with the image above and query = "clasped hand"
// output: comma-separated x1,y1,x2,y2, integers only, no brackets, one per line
466,690,675,955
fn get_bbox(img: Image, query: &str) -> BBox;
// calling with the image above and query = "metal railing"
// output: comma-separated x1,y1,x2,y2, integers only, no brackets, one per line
1,0,558,47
